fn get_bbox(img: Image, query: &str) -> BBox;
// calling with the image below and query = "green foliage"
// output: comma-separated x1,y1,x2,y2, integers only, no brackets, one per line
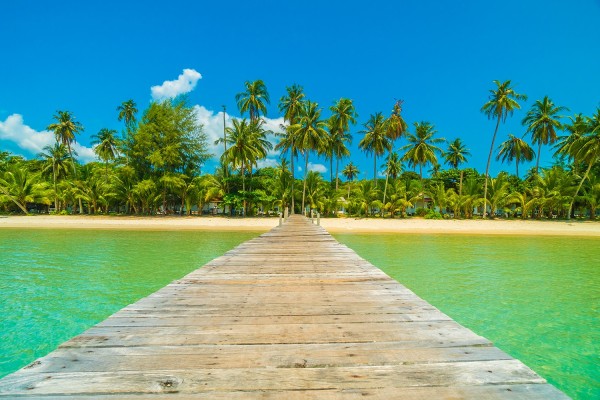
424,209,443,219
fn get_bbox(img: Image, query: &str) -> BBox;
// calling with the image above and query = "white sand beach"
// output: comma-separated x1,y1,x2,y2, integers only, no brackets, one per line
1,215,599,236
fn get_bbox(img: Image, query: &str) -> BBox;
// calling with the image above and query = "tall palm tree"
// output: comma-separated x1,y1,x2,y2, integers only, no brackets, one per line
236,80,270,122
38,143,71,210
554,114,588,165
359,112,390,186
117,99,138,132
92,128,120,182
221,118,272,215
381,100,407,205
522,96,567,172
481,80,527,217
401,122,444,179
564,108,600,219
342,161,359,200
443,138,470,196
329,98,357,190
496,134,534,178
46,110,84,176
293,101,328,213
277,84,305,212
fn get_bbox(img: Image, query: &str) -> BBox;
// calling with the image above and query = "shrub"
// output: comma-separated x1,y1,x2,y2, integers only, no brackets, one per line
424,209,443,219
415,207,427,217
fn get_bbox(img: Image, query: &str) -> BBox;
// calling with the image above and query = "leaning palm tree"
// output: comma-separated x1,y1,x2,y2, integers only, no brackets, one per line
401,122,444,180
277,84,305,212
443,138,470,196
359,112,390,187
236,80,270,122
293,101,328,214
46,110,84,176
496,134,534,178
564,108,600,219
342,162,359,200
329,98,357,190
481,80,527,217
522,96,567,172
92,128,120,182
381,151,403,208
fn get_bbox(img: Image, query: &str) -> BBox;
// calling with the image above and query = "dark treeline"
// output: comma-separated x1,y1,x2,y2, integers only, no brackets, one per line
1,80,599,220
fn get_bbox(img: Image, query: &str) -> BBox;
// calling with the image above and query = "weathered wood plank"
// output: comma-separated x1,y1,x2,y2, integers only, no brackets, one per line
0,215,568,398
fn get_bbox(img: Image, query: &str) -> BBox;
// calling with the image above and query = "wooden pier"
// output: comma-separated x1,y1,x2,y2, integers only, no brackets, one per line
0,215,567,398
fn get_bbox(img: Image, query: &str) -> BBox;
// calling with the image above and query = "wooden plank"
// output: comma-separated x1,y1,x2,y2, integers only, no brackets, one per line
0,215,568,398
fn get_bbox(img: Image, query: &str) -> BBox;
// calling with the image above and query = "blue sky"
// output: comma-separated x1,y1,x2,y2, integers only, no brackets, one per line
1,0,599,179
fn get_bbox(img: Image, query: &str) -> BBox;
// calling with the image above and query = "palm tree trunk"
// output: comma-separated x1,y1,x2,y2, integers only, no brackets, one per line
52,163,58,211
516,160,519,179
483,116,501,218
567,161,593,220
330,156,333,185
373,156,377,187
290,140,295,214
241,163,246,217
302,152,308,215
536,142,542,173
335,157,340,191
458,169,464,197
382,170,389,217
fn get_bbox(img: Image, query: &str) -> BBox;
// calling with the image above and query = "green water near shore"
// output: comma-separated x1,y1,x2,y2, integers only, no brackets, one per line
333,233,599,400
0,229,260,379
0,229,597,398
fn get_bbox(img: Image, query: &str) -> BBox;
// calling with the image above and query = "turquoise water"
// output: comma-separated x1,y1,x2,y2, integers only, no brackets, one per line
0,229,260,378
0,229,598,399
333,233,599,400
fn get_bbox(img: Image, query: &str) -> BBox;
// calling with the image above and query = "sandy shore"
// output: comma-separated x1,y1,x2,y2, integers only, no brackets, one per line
1,215,599,236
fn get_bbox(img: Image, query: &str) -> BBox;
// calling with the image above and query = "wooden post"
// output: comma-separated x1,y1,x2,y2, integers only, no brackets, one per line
279,213,282,226
284,207,288,220
317,212,320,226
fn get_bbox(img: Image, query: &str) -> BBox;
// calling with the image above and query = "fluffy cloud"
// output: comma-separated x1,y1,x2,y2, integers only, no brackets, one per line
308,162,327,174
0,114,96,163
151,69,202,101
192,105,284,166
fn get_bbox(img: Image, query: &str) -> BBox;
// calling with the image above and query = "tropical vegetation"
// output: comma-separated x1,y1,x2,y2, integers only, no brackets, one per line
1,80,599,221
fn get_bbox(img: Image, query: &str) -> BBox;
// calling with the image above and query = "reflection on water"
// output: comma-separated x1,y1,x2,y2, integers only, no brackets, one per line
334,233,599,400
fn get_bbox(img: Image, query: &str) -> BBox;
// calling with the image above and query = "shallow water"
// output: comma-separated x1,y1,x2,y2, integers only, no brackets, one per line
333,233,600,400
0,229,260,378
0,229,598,399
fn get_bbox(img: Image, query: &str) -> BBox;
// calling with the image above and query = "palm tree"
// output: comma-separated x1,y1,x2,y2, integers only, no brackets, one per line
443,138,470,196
38,143,71,210
117,99,138,132
496,134,534,178
221,118,272,215
565,108,600,219
0,166,51,213
554,114,588,165
401,122,444,179
522,96,567,172
92,128,120,181
481,80,527,217
293,101,328,214
277,84,305,212
329,98,357,190
236,80,270,122
381,100,407,206
359,112,390,186
46,110,84,176
342,162,359,200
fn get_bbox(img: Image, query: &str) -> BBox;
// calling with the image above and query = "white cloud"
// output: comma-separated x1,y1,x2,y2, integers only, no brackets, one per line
0,114,54,154
308,162,327,174
192,105,283,161
0,114,96,163
151,69,202,101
